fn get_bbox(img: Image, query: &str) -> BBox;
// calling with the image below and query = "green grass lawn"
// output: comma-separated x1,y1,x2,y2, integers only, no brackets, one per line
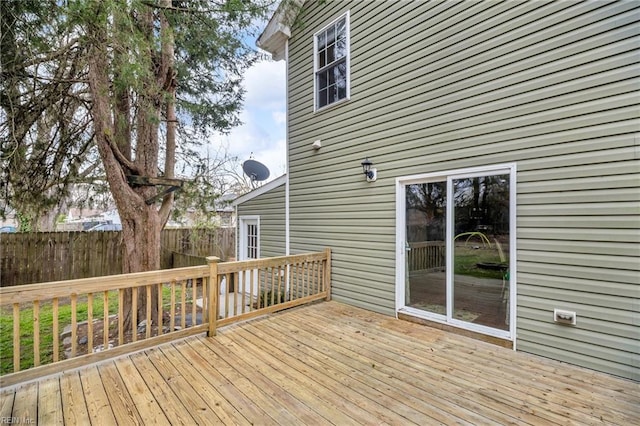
453,245,508,280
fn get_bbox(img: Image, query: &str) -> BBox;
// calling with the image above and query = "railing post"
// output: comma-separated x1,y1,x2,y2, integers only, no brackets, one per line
206,256,220,336
324,248,332,301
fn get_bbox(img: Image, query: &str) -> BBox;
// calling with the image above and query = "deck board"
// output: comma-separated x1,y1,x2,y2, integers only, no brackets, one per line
1,301,638,425
12,381,38,423
182,338,307,424
156,343,251,425
295,305,637,424
96,362,144,425
38,377,63,425
78,366,117,425
59,372,90,424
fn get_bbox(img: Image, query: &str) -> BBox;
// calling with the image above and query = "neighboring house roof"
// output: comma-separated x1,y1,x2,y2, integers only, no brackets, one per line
257,0,304,60
215,193,237,213
232,174,287,206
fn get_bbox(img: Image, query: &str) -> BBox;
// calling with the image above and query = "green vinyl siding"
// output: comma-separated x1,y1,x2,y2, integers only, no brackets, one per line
237,181,286,258
285,0,639,380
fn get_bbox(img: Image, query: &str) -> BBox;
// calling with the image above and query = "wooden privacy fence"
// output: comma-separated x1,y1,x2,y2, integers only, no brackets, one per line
0,228,235,287
0,248,331,387
407,241,446,272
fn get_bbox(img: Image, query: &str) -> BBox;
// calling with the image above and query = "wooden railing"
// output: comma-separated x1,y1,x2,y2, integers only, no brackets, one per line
0,249,331,387
407,241,445,272
209,249,331,333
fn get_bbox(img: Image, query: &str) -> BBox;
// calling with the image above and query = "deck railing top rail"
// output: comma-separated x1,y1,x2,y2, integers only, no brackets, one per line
217,252,327,274
0,266,210,305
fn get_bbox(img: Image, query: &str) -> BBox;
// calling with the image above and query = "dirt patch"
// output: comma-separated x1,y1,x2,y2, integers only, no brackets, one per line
61,303,203,358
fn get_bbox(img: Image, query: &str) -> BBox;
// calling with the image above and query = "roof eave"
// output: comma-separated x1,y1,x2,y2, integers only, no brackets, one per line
256,0,304,61
232,174,287,206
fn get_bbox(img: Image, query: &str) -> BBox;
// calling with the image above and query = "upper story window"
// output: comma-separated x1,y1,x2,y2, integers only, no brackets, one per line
314,12,350,111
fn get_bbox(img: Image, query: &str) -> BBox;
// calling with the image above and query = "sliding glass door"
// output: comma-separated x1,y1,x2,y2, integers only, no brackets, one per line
399,165,515,339
405,181,447,316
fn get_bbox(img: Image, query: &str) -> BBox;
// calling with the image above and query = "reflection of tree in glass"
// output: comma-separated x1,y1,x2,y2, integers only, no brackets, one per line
406,182,446,241
454,175,509,236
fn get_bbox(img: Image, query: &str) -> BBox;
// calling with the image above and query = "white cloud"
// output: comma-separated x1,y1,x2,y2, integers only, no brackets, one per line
224,58,287,182
204,57,287,185
272,111,286,125
243,60,286,110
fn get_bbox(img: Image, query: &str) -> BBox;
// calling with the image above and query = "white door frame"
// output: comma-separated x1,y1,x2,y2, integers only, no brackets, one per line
238,216,260,261
395,163,517,342
238,216,260,299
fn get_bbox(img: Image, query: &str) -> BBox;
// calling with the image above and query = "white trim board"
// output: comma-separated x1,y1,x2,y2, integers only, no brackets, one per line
232,174,287,206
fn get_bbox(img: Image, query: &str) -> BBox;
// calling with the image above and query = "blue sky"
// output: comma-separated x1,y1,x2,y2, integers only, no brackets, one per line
206,51,287,184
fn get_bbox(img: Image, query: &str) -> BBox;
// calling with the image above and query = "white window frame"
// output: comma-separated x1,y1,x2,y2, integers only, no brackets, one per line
313,11,351,112
395,163,517,342
239,216,260,261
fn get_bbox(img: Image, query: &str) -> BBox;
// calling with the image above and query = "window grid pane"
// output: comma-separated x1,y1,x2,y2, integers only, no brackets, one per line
315,15,348,109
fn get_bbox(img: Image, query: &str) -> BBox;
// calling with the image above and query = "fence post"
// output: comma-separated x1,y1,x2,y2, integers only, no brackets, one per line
206,256,220,337
324,248,332,301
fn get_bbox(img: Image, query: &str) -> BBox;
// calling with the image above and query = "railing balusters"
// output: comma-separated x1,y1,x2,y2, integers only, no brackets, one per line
294,263,299,299
87,293,94,354
269,267,276,306
201,278,208,323
104,291,109,347
157,283,163,335
233,272,238,317
13,303,20,372
307,263,311,296
52,298,59,362
33,300,40,367
118,289,124,346
132,287,138,342
311,262,317,295
181,280,186,329
249,269,255,311
325,247,332,301
71,294,77,357
287,265,292,302
192,280,197,326
257,269,261,309
170,280,176,332
146,285,152,338
240,271,246,314
302,263,306,297
206,256,219,337
225,273,231,319
277,266,282,303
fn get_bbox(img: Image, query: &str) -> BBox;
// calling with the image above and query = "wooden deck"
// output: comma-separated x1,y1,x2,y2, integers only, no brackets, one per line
1,301,638,425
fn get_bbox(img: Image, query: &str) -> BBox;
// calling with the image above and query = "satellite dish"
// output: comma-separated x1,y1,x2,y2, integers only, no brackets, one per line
242,159,270,182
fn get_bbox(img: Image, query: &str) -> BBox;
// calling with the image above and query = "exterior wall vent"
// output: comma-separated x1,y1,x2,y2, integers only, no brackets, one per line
554,309,577,325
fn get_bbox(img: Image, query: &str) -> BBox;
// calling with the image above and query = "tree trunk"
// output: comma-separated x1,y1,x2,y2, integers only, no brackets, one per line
119,205,161,330
86,11,162,332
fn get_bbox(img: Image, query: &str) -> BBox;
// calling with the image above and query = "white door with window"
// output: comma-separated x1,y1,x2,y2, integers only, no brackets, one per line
239,216,260,297
396,164,516,340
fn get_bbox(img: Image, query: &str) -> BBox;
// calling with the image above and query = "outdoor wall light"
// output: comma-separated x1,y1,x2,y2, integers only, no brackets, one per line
361,157,377,182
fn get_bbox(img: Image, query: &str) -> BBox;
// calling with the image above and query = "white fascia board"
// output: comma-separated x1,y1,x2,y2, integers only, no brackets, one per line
232,174,287,206
257,0,304,61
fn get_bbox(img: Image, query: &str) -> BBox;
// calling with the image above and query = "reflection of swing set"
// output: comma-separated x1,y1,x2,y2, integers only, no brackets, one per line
455,231,510,325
